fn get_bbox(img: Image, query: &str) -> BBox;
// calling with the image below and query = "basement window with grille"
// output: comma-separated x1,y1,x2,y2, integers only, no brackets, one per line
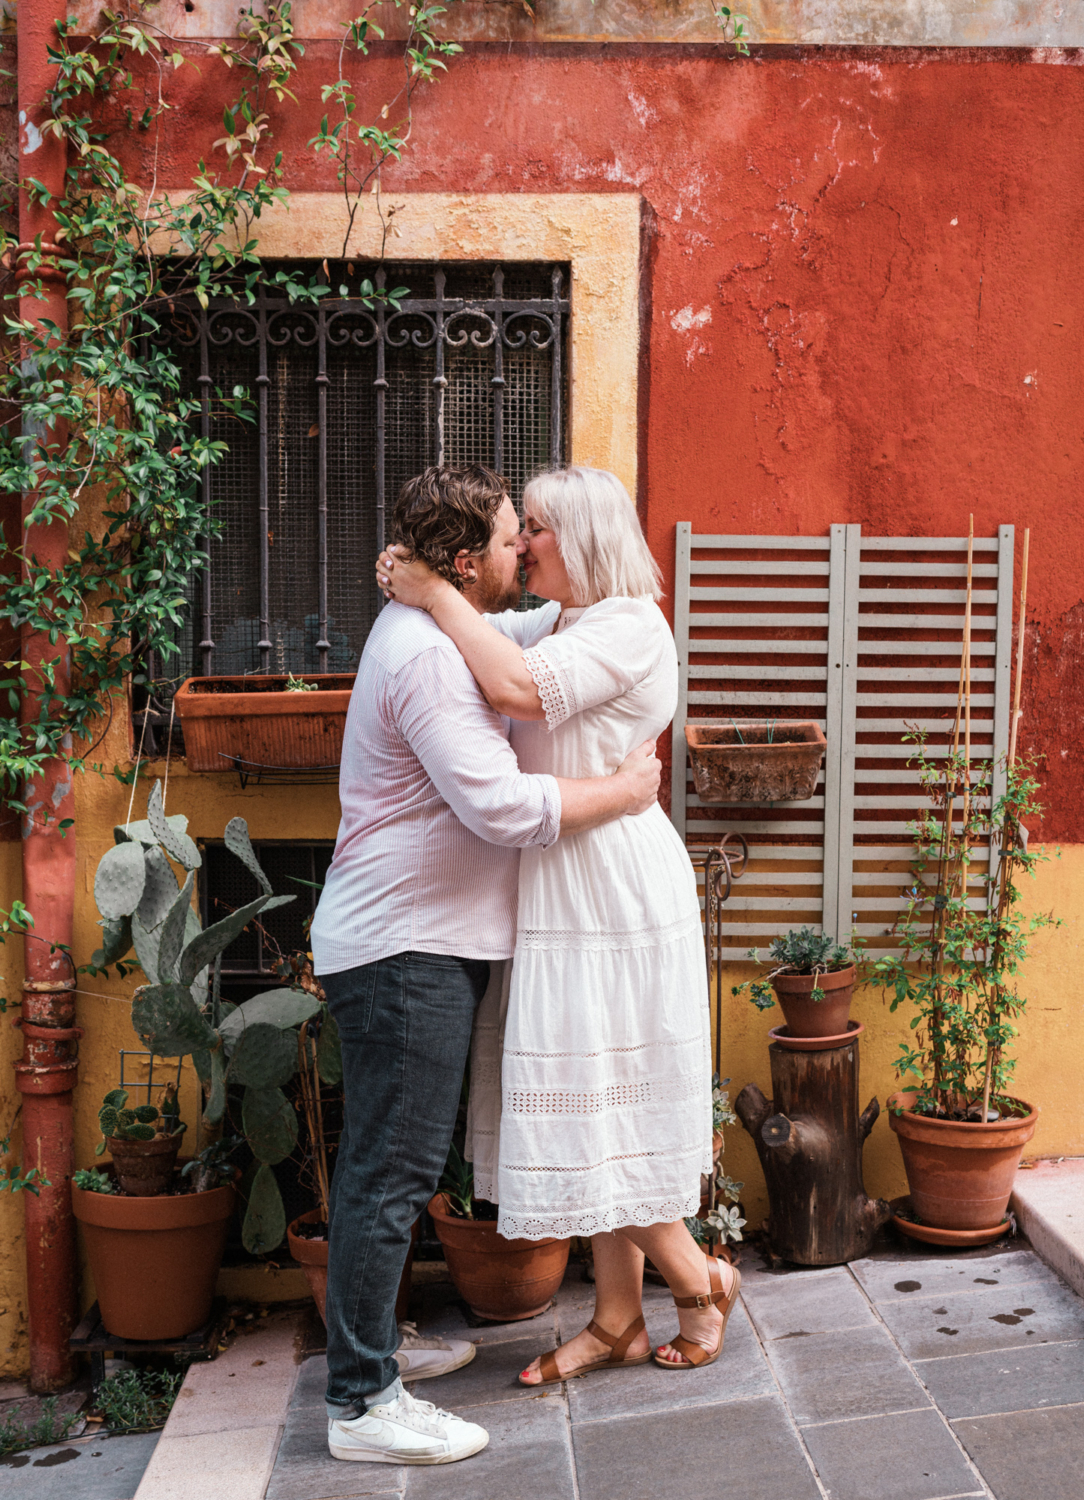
200,840,333,1003
133,262,570,753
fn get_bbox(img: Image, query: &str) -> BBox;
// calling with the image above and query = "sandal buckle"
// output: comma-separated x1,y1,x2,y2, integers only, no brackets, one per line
694,1293,710,1309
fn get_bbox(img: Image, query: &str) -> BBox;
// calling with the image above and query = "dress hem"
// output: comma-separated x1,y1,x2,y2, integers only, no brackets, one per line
496,1187,704,1243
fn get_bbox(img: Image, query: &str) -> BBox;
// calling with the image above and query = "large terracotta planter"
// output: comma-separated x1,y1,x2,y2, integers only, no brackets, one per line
174,674,354,772
685,720,826,803
106,1133,183,1196
888,1093,1040,1231
428,1194,569,1322
772,965,856,1039
288,1211,416,1326
73,1173,236,1339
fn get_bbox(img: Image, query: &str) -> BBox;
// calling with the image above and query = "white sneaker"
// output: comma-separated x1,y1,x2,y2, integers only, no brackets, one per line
327,1388,489,1465
395,1320,477,1382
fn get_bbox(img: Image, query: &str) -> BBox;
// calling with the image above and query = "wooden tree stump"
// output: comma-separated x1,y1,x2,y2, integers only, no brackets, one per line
736,1038,891,1266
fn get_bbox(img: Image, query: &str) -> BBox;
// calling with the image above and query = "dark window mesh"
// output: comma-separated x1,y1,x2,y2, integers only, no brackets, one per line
143,262,568,713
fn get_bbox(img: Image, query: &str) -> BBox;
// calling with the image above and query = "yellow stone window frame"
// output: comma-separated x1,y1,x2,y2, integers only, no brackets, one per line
229,191,642,498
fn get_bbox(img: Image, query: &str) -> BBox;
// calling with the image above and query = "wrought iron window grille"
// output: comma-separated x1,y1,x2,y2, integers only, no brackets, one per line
133,261,570,756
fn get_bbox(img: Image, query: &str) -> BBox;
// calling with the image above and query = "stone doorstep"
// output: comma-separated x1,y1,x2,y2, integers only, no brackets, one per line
1012,1159,1084,1301
132,1311,303,1500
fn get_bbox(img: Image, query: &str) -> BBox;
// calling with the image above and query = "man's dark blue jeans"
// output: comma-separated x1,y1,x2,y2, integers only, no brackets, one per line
320,951,489,1416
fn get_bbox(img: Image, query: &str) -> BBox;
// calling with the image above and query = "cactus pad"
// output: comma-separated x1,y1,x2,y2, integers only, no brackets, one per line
241,1086,297,1165
229,1023,297,1090
131,983,218,1057
94,840,148,920
137,847,181,932
242,1162,287,1255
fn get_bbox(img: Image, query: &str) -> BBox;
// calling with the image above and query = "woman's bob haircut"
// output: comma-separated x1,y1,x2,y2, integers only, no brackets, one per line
522,467,663,607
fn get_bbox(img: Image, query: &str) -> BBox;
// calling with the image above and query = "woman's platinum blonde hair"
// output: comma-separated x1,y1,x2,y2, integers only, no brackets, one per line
522,467,663,607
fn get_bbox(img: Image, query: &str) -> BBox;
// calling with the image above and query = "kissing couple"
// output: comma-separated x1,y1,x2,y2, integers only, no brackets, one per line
309,463,741,1466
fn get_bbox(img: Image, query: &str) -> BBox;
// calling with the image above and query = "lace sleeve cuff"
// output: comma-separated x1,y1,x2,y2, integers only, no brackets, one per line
523,645,572,731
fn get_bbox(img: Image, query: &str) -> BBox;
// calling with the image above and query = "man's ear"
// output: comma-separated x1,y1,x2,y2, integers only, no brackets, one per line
453,550,478,585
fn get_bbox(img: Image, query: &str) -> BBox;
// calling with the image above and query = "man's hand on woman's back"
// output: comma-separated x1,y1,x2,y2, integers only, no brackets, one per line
616,741,662,815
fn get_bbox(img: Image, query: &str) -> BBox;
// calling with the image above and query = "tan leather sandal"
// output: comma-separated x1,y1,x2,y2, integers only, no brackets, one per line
520,1313,650,1386
653,1256,742,1370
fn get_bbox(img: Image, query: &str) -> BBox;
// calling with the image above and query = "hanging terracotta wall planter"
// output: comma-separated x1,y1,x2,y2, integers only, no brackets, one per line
174,674,355,772
72,1171,236,1340
685,720,826,803
428,1194,569,1322
888,1093,1040,1231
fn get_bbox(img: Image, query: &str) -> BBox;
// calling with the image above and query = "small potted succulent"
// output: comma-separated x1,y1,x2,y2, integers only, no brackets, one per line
732,927,859,1041
95,1084,186,1195
428,1145,570,1322
173,671,355,772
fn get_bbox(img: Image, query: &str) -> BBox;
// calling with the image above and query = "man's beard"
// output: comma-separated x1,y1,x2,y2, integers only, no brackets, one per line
472,555,522,613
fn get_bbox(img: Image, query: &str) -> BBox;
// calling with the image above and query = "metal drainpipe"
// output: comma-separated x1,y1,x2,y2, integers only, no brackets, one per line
14,0,79,1393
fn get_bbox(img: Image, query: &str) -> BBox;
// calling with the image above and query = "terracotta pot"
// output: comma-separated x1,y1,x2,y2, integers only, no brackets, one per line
685,720,826,803
771,965,856,1039
106,1133,183,1196
174,674,354,772
72,1171,235,1339
288,1211,417,1326
888,1093,1040,1230
428,1194,569,1321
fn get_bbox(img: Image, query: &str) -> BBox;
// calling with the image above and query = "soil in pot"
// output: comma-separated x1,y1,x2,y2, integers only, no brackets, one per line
106,1133,184,1196
771,965,856,1039
428,1193,569,1321
72,1167,235,1340
288,1211,417,1326
888,1093,1040,1231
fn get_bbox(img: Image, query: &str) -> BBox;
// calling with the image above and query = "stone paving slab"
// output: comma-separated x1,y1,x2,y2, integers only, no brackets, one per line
852,1246,1059,1305
1011,1159,1084,1301
573,1395,822,1500
952,1403,1084,1500
801,1407,983,1500
740,1264,879,1340
0,1433,159,1500
916,1337,1084,1419
403,1394,575,1500
267,1402,404,1500
767,1322,932,1426
876,1276,1084,1360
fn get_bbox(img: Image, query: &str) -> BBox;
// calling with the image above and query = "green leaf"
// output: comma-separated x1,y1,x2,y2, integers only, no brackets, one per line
125,1122,156,1141
133,1104,159,1124
156,870,195,983
218,988,320,1045
177,894,294,984
316,1007,343,1086
130,983,218,1057
241,1085,297,1165
94,839,147,920
98,1105,119,1137
229,1022,297,1090
204,1047,227,1125
242,1162,286,1254
223,817,271,895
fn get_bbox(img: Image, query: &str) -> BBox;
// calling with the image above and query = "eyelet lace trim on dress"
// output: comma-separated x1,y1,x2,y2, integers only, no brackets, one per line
507,1069,704,1117
504,1030,706,1062
518,910,702,953
497,1188,704,1243
522,646,572,731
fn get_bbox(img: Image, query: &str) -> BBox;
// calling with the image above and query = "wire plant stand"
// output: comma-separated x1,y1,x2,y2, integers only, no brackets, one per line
687,832,748,1245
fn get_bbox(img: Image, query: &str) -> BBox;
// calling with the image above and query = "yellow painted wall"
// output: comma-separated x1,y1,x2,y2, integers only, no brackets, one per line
715,845,1082,1233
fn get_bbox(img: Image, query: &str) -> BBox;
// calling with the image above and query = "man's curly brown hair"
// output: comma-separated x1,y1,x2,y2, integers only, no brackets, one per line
391,465,509,590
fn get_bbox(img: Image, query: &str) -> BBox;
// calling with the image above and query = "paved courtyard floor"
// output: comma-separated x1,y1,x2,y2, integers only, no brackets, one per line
268,1236,1084,1500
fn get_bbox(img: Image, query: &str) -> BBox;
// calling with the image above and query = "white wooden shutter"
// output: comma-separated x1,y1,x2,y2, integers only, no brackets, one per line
671,524,1014,958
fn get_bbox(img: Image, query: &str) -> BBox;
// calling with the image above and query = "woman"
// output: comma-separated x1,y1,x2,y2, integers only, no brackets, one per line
376,467,739,1378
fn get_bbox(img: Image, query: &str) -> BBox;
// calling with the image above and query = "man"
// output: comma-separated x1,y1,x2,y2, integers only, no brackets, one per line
310,465,660,1466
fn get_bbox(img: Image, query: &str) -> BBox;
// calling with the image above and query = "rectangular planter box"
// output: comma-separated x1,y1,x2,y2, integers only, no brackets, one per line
685,719,826,803
174,675,355,772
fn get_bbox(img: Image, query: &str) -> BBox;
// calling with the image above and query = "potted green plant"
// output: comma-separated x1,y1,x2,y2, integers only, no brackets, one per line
690,1075,746,1253
87,781,326,1255
173,672,355,772
95,1083,186,1194
428,1146,570,1322
72,1091,238,1340
872,734,1053,1238
732,927,859,1040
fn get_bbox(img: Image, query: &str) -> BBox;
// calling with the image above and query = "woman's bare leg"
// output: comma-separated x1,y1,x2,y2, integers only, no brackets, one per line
519,1232,650,1384
621,1220,734,1365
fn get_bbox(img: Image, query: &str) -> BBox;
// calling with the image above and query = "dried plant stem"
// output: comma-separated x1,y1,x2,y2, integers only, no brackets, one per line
297,1022,330,1223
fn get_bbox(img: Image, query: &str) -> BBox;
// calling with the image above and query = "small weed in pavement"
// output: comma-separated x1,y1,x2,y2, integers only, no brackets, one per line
93,1370,183,1434
0,1397,78,1457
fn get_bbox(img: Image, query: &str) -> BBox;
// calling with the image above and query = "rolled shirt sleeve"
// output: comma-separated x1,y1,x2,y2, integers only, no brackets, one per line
392,643,561,849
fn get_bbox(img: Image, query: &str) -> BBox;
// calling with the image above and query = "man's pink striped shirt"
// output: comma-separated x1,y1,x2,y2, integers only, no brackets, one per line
310,602,561,975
